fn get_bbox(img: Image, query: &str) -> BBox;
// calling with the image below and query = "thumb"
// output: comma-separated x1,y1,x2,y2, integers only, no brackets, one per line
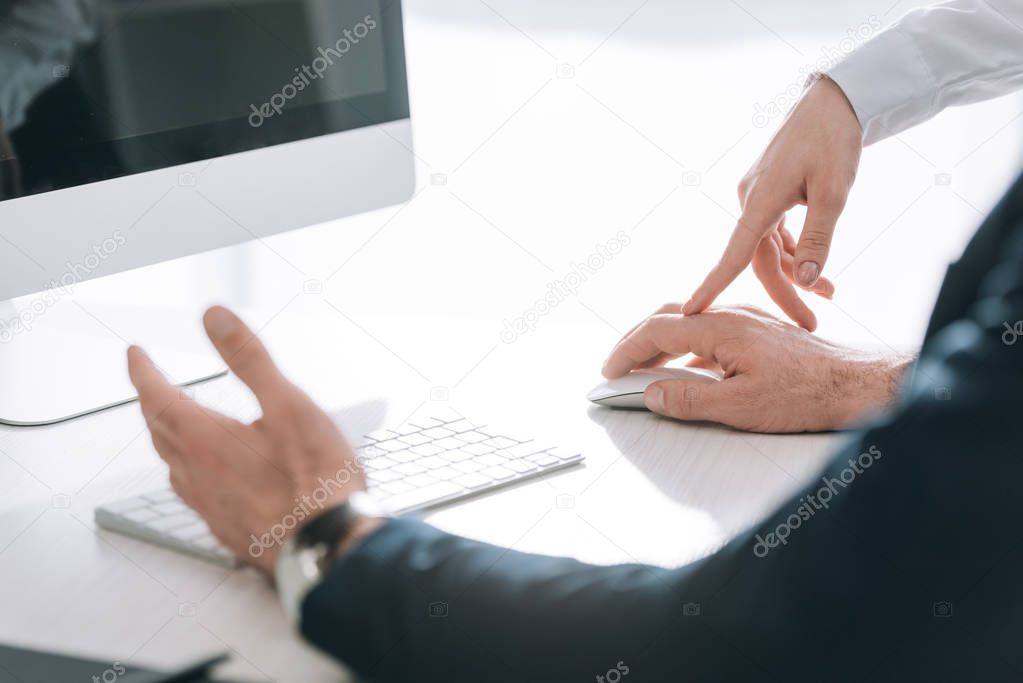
203,305,291,407
793,186,845,286
644,379,733,423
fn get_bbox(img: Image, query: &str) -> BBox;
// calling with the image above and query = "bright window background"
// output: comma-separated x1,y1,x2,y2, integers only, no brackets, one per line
69,0,1023,354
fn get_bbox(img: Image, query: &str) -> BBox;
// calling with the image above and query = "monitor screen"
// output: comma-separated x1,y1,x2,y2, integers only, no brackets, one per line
0,0,409,200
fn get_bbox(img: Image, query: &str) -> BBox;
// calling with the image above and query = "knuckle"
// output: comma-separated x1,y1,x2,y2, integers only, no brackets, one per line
735,304,768,317
815,184,847,209
737,177,752,201
798,231,832,254
663,386,702,419
155,408,181,433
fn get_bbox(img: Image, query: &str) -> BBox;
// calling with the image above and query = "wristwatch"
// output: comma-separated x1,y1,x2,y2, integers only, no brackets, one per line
275,492,388,624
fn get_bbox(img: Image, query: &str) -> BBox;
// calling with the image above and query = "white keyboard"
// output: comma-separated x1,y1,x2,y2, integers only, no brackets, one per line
95,414,584,566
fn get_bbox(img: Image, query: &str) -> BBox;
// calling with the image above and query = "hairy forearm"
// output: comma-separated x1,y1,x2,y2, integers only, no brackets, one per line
830,351,916,427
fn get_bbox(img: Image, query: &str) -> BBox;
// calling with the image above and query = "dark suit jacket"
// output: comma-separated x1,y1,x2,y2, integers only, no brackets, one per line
300,172,1023,682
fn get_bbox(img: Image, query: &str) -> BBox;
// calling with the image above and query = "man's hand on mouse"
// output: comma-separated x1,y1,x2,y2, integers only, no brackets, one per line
603,304,912,432
127,306,380,576
683,76,862,331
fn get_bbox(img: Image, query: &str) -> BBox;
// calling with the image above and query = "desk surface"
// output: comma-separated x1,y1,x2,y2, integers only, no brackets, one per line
3,0,1022,680
0,309,843,682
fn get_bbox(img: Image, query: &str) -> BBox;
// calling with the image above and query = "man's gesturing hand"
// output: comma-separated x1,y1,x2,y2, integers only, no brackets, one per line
603,305,910,433
127,306,368,575
683,76,862,331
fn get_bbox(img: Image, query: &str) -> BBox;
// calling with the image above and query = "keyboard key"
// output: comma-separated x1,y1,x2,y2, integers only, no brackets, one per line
378,480,413,496
124,508,158,524
480,427,530,442
421,427,454,439
102,497,149,515
444,420,476,433
408,417,446,429
357,445,387,459
416,456,449,470
451,460,484,474
498,442,545,459
482,466,515,481
546,447,581,461
152,501,188,516
372,456,397,469
460,442,494,456
405,473,438,488
375,439,409,453
476,454,506,467
368,469,402,484
453,473,490,490
390,451,421,464
409,443,444,456
363,429,394,442
504,460,538,474
393,462,426,476
431,466,461,481
527,454,559,467
170,522,209,542
195,535,222,551
398,433,432,446
150,513,198,533
435,437,465,450
383,481,464,512
455,430,490,444
142,490,179,504
440,450,475,463
388,424,422,436
483,436,517,449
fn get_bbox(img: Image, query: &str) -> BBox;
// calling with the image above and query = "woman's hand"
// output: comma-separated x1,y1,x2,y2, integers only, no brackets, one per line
683,77,862,331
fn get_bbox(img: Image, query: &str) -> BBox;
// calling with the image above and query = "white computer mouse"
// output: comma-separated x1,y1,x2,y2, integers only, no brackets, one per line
587,367,722,409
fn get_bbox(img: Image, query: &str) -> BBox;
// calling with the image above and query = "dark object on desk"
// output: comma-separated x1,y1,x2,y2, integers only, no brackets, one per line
0,646,236,683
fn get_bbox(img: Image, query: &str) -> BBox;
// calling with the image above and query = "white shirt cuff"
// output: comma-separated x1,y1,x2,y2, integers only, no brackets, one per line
821,25,936,146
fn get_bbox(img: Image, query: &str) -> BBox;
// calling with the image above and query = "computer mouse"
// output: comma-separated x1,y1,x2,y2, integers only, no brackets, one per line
587,367,722,409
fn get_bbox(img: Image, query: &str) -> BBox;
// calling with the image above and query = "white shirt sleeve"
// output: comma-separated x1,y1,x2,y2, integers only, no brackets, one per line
822,0,1023,145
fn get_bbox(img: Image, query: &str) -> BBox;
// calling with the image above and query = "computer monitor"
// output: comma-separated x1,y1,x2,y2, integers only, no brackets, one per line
0,0,413,425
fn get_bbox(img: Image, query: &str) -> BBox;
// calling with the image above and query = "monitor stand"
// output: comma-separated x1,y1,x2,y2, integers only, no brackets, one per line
0,299,227,426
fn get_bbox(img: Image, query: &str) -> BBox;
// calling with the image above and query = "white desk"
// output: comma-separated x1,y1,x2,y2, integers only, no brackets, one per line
2,0,1022,679
0,310,842,682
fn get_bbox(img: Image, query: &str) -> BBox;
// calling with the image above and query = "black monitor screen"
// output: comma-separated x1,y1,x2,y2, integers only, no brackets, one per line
0,0,408,200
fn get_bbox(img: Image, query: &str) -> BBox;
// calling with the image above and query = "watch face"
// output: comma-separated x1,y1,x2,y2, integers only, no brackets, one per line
276,539,322,625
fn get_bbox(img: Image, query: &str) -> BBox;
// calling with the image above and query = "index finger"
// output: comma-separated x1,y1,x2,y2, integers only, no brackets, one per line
603,314,724,378
127,345,196,429
683,203,785,315
203,306,292,408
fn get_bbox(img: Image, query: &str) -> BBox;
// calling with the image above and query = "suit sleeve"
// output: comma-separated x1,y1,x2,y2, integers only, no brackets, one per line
301,176,1023,682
